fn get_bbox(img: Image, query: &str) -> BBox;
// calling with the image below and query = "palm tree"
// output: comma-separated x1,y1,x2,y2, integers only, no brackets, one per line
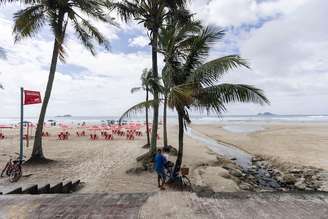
121,23,270,177
164,25,270,175
130,68,154,147
160,20,202,149
112,0,190,154
13,0,114,162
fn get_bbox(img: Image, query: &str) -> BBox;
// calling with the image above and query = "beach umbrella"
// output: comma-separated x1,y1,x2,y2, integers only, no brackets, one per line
0,125,13,134
0,125,13,129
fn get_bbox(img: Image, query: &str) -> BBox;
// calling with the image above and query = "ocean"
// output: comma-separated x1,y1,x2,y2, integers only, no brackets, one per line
0,115,328,125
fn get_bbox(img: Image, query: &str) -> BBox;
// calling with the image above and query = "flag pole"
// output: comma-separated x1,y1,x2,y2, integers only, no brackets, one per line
20,87,24,161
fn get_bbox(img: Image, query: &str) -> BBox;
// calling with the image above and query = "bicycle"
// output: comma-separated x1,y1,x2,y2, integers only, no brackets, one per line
165,162,193,192
175,167,192,191
1,156,24,183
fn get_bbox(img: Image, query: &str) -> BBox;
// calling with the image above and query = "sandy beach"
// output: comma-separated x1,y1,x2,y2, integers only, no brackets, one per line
191,122,328,170
1,121,327,193
0,123,237,193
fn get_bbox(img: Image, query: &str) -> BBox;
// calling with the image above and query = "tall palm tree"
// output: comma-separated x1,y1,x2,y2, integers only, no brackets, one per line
159,20,202,148
13,0,114,162
121,23,270,176
164,25,270,175
112,0,190,154
130,68,153,147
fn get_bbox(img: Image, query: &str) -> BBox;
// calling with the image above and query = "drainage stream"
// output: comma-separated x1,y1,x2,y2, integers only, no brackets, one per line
186,127,282,191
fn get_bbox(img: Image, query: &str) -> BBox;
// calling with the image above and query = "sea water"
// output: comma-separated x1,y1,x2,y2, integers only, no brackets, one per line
1,114,328,127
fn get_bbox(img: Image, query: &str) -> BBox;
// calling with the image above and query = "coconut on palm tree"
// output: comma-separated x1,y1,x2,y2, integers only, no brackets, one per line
112,0,190,154
13,0,115,162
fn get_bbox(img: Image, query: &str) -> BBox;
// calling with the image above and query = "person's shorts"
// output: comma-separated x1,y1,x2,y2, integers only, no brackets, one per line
156,169,166,181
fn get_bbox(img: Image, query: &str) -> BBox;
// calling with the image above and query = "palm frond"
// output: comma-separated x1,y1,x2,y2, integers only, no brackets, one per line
194,83,270,115
73,0,119,26
165,0,187,9
131,87,143,93
70,17,96,55
168,84,194,110
112,1,138,23
80,18,110,50
119,99,161,123
13,4,47,42
189,55,250,86
183,26,225,74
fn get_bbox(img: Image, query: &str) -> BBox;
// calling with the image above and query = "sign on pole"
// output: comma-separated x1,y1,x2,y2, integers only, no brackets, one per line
20,88,42,161
24,90,42,105
20,88,23,161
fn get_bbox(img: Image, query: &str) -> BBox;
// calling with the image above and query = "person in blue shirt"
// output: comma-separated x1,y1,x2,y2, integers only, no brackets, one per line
155,149,167,189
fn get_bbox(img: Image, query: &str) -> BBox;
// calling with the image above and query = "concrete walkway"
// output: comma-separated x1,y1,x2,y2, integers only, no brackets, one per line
0,192,327,218
0,193,152,219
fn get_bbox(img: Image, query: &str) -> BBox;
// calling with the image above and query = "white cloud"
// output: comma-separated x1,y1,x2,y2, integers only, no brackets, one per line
128,36,149,48
218,0,328,114
0,0,327,117
0,9,151,117
190,0,308,27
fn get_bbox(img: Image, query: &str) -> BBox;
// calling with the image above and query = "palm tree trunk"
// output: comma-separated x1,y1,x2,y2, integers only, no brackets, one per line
163,95,168,148
29,13,65,162
145,88,150,146
150,29,159,155
30,39,60,161
173,110,184,175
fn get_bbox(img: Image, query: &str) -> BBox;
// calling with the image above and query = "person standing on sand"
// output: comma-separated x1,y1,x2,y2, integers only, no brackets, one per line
155,149,167,190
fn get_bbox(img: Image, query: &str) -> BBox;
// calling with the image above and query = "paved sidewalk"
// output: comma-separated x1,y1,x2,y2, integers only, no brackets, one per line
0,192,327,218
0,193,152,219
140,191,328,219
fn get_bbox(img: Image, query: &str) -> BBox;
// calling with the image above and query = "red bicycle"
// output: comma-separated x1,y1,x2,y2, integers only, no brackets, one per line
1,156,24,182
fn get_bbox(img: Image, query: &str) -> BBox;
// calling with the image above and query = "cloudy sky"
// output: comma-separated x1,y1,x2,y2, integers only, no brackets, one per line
0,0,327,118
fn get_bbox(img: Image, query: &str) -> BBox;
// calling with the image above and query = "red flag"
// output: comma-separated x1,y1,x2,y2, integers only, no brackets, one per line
24,90,42,105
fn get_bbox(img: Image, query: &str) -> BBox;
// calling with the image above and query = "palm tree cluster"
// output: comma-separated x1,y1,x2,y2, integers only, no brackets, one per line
1,0,270,173
121,21,270,175
112,0,191,155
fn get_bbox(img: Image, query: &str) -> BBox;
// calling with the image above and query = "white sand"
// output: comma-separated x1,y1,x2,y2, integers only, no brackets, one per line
0,124,236,193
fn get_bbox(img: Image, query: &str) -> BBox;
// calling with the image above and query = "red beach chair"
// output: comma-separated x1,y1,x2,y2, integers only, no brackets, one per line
90,134,98,140
126,133,135,140
105,133,113,140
